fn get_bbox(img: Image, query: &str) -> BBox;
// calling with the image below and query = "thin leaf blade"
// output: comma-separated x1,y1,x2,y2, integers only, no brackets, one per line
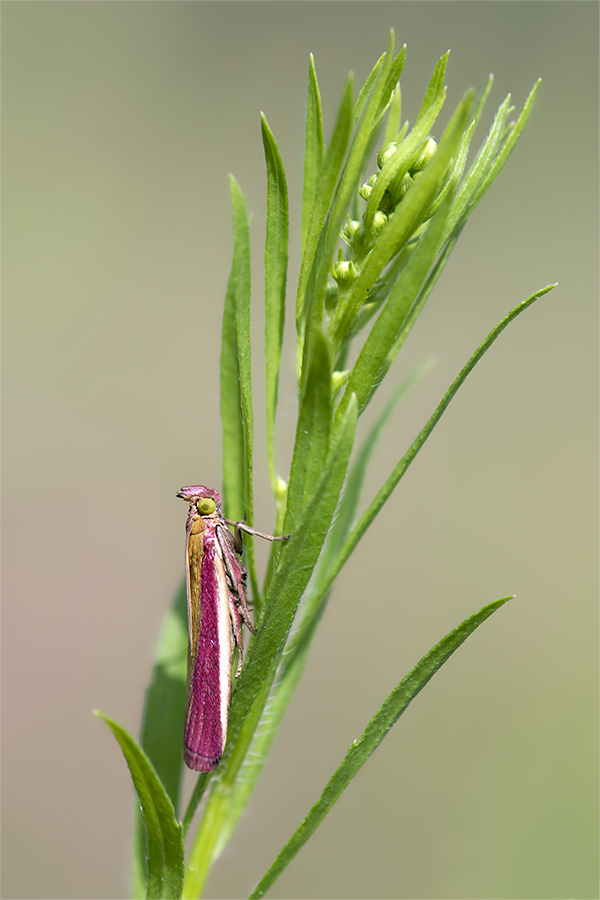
296,74,353,332
220,262,245,521
95,711,184,900
132,581,188,895
228,176,254,524
261,114,289,495
302,55,325,252
250,595,513,899
283,329,332,534
327,284,557,603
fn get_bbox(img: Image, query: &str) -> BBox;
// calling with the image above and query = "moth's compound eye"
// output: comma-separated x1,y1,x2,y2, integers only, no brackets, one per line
198,498,216,516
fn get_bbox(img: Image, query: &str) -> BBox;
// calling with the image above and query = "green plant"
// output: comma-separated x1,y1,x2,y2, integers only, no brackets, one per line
96,32,554,899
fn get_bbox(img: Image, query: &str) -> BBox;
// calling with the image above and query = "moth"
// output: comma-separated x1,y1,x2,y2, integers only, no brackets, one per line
177,485,288,772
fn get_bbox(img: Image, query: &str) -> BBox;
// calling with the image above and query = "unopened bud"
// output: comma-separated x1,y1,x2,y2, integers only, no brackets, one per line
398,172,414,197
332,260,358,286
371,210,387,236
342,219,364,247
377,142,398,169
358,173,377,201
411,138,437,173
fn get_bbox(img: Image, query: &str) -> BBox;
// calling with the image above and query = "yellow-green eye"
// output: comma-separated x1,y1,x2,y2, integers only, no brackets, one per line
197,498,216,516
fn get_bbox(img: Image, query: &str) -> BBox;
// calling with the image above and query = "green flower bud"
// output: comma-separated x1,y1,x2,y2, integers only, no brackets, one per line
371,210,387,236
332,260,358,286
398,172,414,197
377,142,398,169
358,173,377,201
342,218,365,247
411,137,437,173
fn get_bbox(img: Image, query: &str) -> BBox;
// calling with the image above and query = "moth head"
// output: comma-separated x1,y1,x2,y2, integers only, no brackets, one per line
177,485,222,515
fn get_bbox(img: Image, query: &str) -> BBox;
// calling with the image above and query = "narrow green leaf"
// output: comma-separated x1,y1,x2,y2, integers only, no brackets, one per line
442,93,513,239
383,84,402,148
182,399,358,900
416,49,450,123
313,361,433,589
299,37,402,391
250,595,513,899
203,604,322,868
296,75,353,332
444,80,541,243
181,772,211,839
261,115,289,495
132,581,188,895
327,284,557,600
226,177,261,604
469,79,541,210
334,180,457,427
283,329,332,533
301,55,324,252
228,176,253,524
95,711,184,900
351,52,385,128
139,582,188,810
372,44,406,135
331,90,473,350
377,224,466,383
326,31,396,242
231,394,357,743
472,73,494,129
220,257,245,521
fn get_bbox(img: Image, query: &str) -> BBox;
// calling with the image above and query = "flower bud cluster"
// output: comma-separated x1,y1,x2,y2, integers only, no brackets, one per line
328,136,437,316
359,136,438,216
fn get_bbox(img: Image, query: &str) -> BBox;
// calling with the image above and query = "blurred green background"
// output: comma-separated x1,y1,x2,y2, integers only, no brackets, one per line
3,3,598,898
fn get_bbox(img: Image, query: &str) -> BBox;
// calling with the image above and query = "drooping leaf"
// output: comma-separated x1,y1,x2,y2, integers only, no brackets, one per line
95,711,184,900
132,581,188,895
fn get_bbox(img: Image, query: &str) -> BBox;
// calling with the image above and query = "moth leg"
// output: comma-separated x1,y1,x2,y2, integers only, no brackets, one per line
228,595,244,677
225,519,291,543
216,525,255,633
232,521,244,554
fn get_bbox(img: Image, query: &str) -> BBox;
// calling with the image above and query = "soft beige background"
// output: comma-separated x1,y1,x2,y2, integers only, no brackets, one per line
3,3,598,898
